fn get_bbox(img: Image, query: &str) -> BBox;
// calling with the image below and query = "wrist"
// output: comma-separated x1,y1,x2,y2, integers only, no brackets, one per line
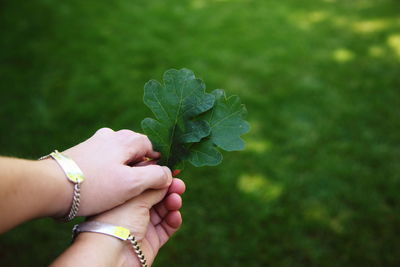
74,232,135,267
35,159,73,218
51,231,131,267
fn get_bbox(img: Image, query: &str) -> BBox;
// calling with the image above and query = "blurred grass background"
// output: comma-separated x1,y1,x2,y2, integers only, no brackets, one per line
1,0,400,266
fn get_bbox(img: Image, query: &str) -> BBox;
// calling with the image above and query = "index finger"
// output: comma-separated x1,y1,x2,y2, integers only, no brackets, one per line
116,130,160,162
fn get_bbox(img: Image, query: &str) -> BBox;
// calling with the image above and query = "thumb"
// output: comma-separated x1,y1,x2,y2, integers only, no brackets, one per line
127,165,173,196
129,188,169,209
89,188,169,233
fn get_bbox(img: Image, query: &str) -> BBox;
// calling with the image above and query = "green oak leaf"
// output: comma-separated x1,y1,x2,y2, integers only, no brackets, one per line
141,68,215,167
187,139,223,167
200,89,250,151
141,69,249,170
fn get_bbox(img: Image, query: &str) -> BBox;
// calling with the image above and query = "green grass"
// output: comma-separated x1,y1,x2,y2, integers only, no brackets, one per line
1,0,400,266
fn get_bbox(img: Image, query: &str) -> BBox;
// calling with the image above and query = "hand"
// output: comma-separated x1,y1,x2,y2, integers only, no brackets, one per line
89,178,185,266
42,127,173,217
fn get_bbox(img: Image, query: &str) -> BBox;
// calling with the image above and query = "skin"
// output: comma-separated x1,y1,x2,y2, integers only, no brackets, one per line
0,127,184,266
0,128,173,233
51,178,185,267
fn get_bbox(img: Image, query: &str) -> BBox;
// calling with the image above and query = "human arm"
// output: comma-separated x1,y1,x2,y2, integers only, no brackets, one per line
0,128,173,233
51,178,185,267
0,156,73,232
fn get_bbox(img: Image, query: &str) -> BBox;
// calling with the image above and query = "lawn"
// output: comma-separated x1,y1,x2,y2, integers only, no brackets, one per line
0,0,399,266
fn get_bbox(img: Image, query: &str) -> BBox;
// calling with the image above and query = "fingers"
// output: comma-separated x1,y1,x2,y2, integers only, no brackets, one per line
164,193,182,210
133,159,157,167
133,188,169,209
130,174,183,208
126,178,183,226
154,211,182,246
115,129,160,160
128,165,173,195
95,128,160,162
168,178,186,194
151,179,185,225
151,193,182,225
165,210,182,229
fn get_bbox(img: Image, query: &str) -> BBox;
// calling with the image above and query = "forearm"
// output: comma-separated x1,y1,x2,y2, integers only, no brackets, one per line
0,157,71,233
50,233,134,267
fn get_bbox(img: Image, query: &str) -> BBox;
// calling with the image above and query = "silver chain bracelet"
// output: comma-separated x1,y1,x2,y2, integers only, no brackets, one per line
73,221,148,267
128,235,148,267
39,150,85,222
65,183,81,221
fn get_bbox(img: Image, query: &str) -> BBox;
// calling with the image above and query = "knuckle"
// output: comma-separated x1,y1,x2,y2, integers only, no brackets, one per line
137,133,149,142
151,165,169,183
116,130,147,141
162,166,172,176
115,130,143,145
96,127,114,135
142,136,152,148
133,133,152,146
116,129,136,137
161,166,172,184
